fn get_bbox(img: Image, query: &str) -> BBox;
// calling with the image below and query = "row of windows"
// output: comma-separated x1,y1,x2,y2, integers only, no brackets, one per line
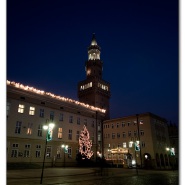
9,104,95,127
10,145,74,158
106,141,146,149
14,121,95,141
104,120,144,129
104,130,144,139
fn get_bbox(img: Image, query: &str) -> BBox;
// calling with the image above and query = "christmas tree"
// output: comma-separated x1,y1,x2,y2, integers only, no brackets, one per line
79,125,93,159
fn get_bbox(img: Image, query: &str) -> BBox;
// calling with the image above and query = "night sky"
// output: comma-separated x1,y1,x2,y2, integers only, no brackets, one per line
7,0,179,124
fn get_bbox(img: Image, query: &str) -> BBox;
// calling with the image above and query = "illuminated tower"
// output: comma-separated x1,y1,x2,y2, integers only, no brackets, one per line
78,34,111,119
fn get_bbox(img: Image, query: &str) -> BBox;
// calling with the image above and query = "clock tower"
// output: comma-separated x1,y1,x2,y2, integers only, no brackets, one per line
78,34,111,119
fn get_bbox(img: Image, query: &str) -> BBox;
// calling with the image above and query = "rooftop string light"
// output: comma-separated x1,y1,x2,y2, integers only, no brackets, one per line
7,80,106,113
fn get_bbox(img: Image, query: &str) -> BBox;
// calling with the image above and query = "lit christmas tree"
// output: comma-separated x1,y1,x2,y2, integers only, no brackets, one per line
79,125,93,159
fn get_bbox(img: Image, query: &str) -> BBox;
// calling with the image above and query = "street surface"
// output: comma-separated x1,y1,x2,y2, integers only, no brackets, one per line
7,167,179,185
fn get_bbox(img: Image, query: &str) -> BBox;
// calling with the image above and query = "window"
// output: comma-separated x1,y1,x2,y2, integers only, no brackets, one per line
59,113,63,121
11,149,18,157
129,141,133,148
140,130,144,136
58,128,62,139
134,130,137,137
123,142,127,148
27,123,33,135
84,119,87,126
40,109,44,118
29,106,35,115
77,117,80,125
111,124,114,128
12,143,19,148
112,133,115,139
7,102,11,116
68,129,72,140
69,116,73,123
38,124,42,137
25,144,31,149
46,146,52,158
116,123,119,128
128,131,131,137
123,132,126,138
133,120,137,125
141,141,145,147
36,150,41,158
117,133,120,138
76,131,80,141
15,121,22,134
140,120,144,125
68,147,72,158
127,122,130,126
24,150,30,157
36,144,41,149
50,111,54,121
57,147,61,158
122,122,125,127
18,104,24,113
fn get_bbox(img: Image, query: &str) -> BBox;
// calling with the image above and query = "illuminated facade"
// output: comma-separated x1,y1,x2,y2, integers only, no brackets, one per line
78,33,111,120
103,113,173,169
7,81,105,167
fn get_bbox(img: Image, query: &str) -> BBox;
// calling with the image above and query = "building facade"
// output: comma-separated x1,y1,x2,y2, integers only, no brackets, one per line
103,113,173,169
7,80,106,167
78,34,111,119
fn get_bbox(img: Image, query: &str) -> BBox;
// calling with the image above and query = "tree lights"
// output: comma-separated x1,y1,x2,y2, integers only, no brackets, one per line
79,125,93,159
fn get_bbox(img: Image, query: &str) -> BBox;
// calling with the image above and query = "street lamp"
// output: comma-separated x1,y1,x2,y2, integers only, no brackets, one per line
61,144,68,167
166,147,175,170
40,122,55,184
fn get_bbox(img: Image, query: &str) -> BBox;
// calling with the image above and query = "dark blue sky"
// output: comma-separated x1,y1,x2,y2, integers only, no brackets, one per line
7,0,179,124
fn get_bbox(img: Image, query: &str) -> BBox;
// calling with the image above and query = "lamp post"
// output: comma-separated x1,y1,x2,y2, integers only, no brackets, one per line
62,144,68,167
40,122,55,184
166,147,175,170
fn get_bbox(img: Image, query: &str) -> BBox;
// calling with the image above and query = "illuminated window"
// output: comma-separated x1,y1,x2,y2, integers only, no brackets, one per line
27,123,33,135
29,106,35,115
46,146,52,158
40,109,44,117
58,128,62,139
129,142,133,148
123,142,127,148
18,104,24,113
68,129,72,140
15,121,22,134
69,116,73,123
